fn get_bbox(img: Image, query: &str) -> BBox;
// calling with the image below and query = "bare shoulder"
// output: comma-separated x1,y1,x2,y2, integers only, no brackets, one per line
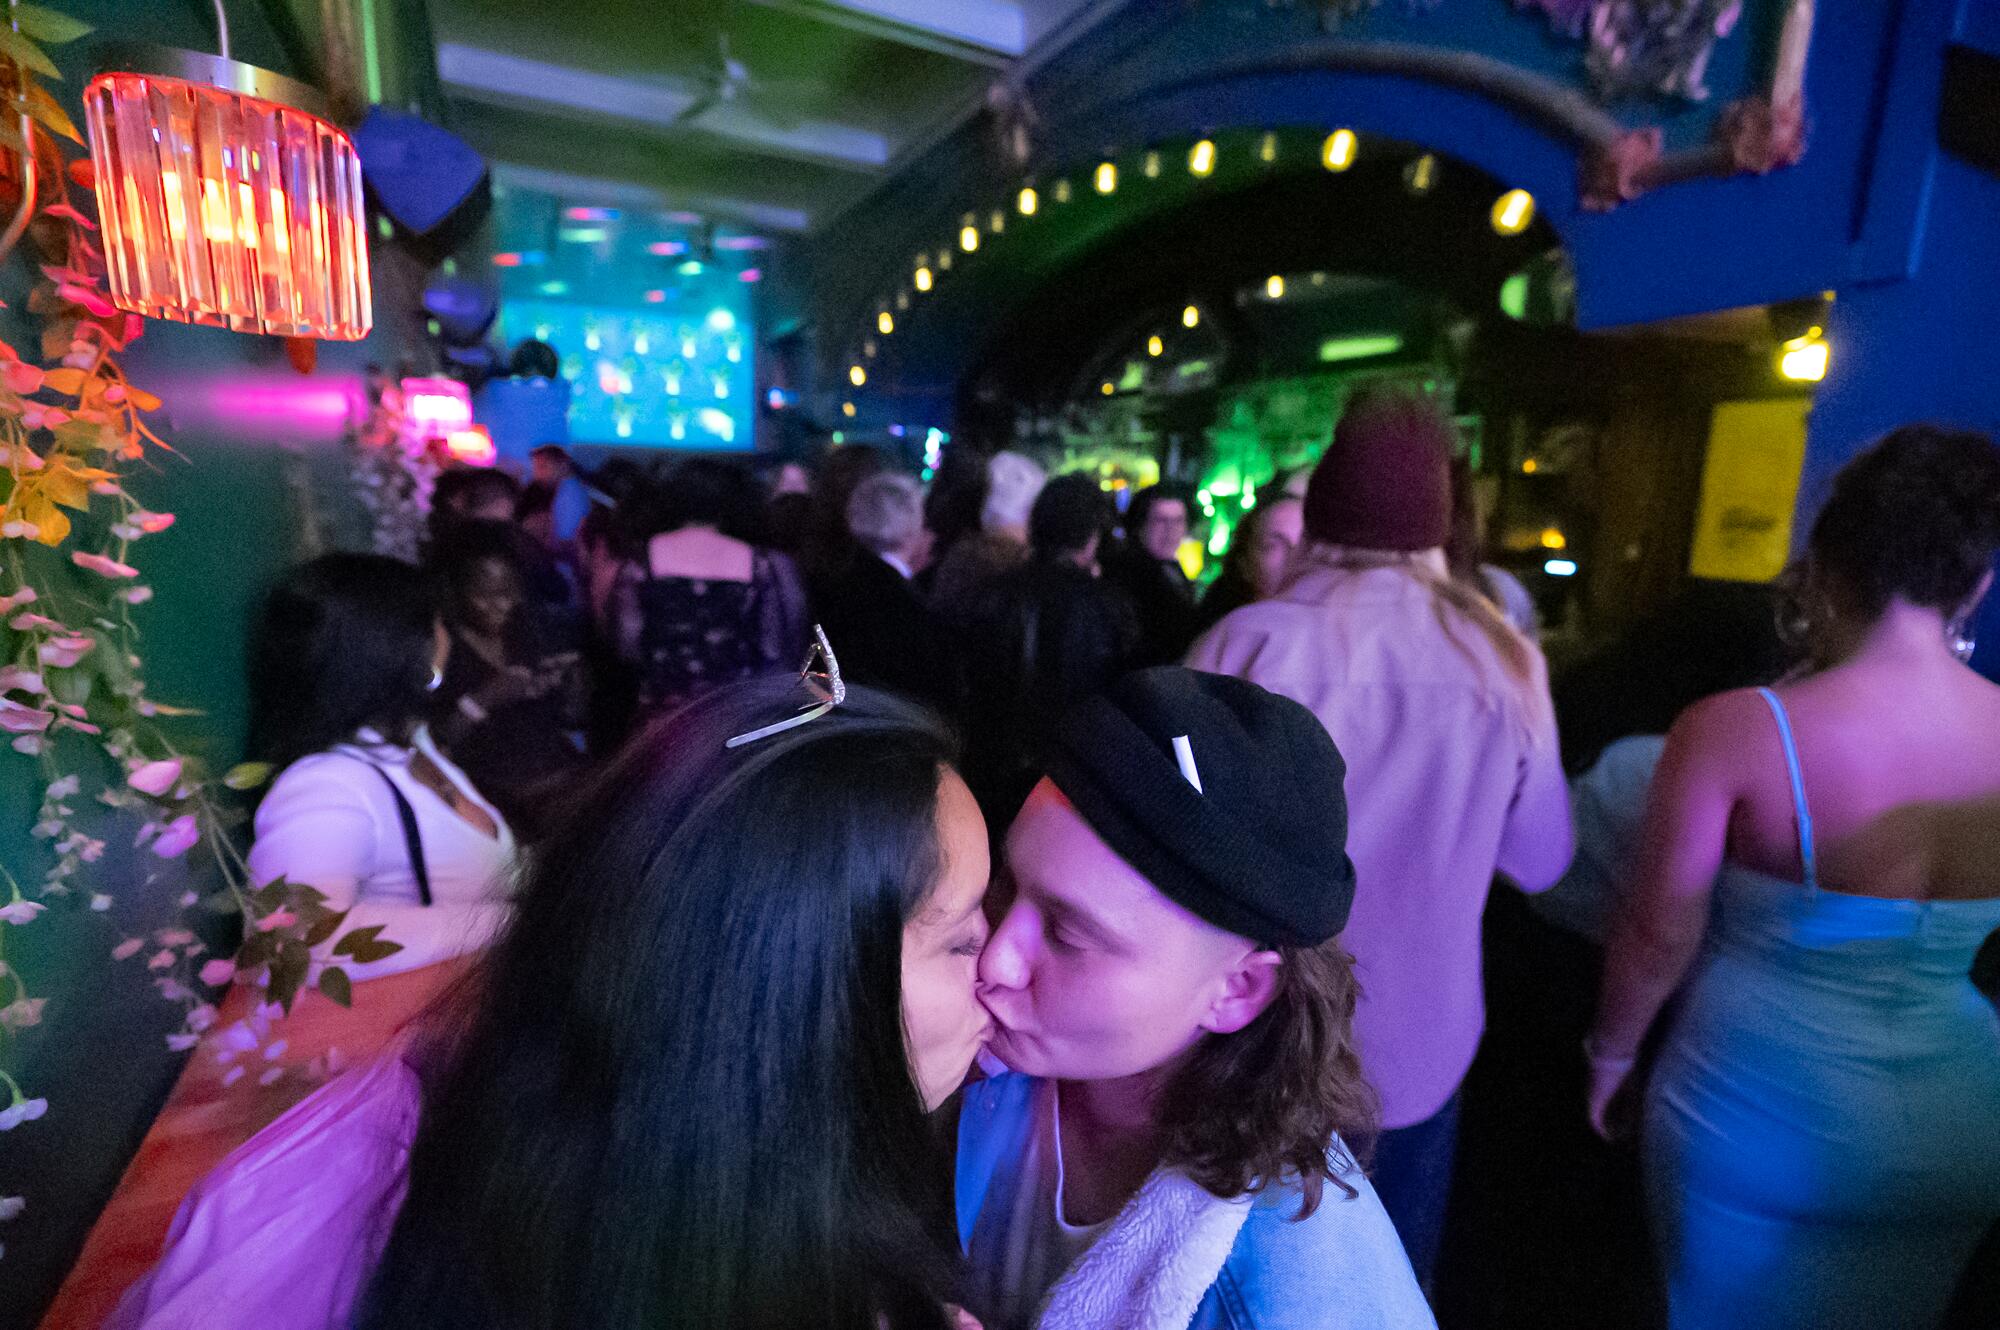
1670,686,1776,747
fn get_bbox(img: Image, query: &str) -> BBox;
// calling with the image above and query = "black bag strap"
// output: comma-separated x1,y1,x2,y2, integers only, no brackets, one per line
346,754,433,907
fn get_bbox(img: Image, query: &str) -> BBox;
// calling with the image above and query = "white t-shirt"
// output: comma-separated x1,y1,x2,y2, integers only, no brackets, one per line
247,727,517,980
962,1079,1111,1330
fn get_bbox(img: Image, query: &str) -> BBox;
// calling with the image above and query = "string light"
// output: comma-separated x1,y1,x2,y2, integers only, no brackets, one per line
1147,334,1164,357
1182,304,1200,329
1778,334,1829,382
1100,380,1115,396
1188,139,1216,177
938,249,953,270
1094,161,1118,194
1259,133,1278,164
1018,185,1038,216
1053,179,1072,203
989,209,1006,234
849,364,867,387
915,266,933,292
878,310,894,335
1321,129,1357,172
1491,188,1535,235
842,401,856,418
1265,274,1285,299
960,224,979,252
1143,150,1161,179
1404,154,1438,195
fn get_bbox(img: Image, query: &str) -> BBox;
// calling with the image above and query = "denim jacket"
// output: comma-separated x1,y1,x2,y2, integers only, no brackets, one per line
957,1073,1435,1330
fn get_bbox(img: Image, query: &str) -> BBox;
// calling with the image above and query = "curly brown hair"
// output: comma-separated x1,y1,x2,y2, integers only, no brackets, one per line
1152,938,1378,1219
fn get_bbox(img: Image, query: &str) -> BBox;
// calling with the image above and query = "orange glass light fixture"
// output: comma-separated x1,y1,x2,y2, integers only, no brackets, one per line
85,45,371,340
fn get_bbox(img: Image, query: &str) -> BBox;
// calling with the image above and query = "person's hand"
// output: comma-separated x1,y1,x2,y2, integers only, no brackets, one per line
1584,1037,1641,1141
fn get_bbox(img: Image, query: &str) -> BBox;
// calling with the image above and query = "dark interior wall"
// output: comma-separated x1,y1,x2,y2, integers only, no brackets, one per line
1,2,393,1318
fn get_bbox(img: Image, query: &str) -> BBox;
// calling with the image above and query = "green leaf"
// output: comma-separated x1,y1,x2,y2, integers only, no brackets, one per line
317,966,352,1007
300,906,348,948
235,931,276,970
331,923,384,958
331,924,401,964
0,28,58,78
23,83,79,144
268,938,310,1010
45,666,91,707
13,5,92,45
223,762,273,791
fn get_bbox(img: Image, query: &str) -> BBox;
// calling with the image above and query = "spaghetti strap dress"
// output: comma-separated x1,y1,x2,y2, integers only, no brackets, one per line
1643,688,2000,1329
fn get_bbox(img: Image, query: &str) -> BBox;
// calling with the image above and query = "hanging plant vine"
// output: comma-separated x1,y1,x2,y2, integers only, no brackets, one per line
0,2,399,1253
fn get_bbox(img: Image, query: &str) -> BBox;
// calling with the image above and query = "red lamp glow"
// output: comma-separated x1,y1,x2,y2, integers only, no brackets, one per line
84,47,371,340
445,425,495,466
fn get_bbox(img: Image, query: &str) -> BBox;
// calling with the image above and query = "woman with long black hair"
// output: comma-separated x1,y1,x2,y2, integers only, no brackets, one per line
110,667,993,1330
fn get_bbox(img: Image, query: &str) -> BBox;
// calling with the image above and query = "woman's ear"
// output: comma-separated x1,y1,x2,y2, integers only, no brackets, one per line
1199,949,1282,1036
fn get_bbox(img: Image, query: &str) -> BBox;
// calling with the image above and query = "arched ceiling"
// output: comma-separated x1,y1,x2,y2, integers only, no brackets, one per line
840,128,1562,412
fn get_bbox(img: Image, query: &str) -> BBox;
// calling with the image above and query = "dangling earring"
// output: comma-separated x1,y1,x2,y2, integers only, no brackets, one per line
1950,618,1978,665
427,664,444,692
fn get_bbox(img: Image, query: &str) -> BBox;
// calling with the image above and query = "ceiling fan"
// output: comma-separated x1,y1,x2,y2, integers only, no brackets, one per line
673,31,817,129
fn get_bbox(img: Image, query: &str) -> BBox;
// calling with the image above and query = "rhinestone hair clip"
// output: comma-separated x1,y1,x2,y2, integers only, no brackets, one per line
724,624,846,749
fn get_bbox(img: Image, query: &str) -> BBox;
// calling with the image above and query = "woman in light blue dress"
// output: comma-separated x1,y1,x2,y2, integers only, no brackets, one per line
1587,425,2000,1329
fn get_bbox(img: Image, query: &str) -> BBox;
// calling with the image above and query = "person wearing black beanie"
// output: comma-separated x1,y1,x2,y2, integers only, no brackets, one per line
957,668,1435,1330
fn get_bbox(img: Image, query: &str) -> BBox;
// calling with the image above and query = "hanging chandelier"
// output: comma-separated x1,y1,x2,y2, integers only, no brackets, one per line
83,44,372,340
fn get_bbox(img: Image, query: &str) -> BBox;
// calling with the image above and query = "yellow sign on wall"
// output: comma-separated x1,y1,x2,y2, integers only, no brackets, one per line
1689,399,1811,583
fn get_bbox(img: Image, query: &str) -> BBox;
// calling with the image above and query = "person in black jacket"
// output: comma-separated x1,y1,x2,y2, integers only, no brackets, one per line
813,471,960,715
956,474,1138,825
1101,482,1203,666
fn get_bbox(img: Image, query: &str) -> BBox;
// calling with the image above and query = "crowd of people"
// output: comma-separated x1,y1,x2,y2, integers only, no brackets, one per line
86,395,2000,1330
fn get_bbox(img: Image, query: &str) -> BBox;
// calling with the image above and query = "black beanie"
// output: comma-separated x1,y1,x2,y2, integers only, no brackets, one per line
1041,668,1356,947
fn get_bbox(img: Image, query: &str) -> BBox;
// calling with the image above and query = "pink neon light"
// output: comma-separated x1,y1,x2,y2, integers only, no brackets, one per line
401,376,473,437
563,206,619,222
738,268,762,283
646,240,688,257
715,235,768,252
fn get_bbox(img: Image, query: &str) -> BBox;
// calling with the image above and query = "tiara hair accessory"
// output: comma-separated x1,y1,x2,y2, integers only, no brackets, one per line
725,625,846,749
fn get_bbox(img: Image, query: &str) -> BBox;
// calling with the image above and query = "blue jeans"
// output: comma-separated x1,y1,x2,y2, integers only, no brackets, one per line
1372,1091,1461,1290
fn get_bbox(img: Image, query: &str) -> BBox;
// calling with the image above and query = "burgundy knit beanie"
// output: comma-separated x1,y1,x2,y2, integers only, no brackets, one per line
1302,388,1455,551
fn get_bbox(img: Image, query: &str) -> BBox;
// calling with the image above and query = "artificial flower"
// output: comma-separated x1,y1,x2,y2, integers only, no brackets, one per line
71,550,139,579
0,900,46,925
0,1098,48,1131
151,813,199,858
127,757,183,796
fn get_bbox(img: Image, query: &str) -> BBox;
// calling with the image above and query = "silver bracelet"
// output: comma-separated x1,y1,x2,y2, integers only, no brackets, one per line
457,693,490,724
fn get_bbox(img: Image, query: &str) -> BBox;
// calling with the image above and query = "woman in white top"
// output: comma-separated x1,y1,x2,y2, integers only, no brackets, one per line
51,556,518,1319
245,552,517,979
